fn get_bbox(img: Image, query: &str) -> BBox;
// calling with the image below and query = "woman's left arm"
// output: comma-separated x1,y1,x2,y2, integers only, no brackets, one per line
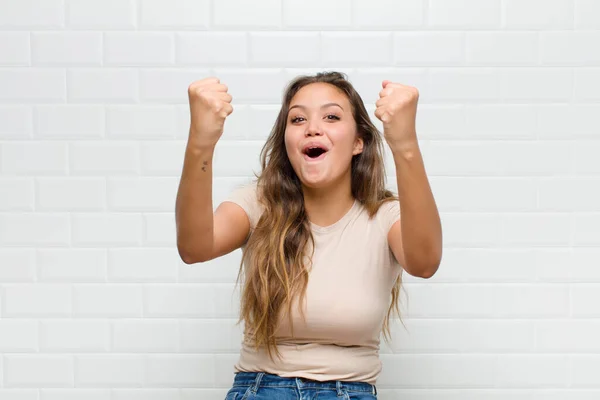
375,80,443,279
388,141,442,278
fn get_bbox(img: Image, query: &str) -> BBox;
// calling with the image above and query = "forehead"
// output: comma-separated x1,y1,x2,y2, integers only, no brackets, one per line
290,82,349,107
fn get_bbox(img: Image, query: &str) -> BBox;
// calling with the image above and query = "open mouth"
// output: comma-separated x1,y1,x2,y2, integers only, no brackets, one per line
304,146,327,159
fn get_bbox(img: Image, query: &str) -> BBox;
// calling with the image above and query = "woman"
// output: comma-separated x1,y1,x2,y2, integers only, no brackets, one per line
176,71,442,399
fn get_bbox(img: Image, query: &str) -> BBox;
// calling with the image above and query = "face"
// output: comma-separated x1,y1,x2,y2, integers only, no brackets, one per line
284,83,363,189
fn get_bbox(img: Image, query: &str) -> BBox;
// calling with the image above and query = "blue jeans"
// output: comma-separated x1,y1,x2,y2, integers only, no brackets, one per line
225,371,378,399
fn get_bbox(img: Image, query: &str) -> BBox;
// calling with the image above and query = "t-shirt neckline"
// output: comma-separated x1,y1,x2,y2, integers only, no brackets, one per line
309,199,359,235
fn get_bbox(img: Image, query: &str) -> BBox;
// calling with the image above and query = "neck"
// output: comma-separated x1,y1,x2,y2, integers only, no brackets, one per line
301,173,355,227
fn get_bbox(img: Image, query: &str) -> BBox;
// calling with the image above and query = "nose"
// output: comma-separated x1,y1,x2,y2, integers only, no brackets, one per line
305,119,323,137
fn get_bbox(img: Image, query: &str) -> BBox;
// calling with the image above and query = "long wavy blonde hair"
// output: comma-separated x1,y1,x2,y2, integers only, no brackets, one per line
236,71,403,361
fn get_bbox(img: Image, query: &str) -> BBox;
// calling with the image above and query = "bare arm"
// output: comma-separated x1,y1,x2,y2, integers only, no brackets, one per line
176,77,249,264
175,139,250,264
175,141,216,264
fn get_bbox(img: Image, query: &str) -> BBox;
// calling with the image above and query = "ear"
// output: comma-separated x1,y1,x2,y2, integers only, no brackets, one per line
352,137,364,156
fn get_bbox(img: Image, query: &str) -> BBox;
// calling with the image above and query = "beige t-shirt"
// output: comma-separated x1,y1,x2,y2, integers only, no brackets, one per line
224,181,402,385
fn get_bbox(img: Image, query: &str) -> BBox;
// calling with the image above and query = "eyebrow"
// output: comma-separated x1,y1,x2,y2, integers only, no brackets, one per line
288,103,344,112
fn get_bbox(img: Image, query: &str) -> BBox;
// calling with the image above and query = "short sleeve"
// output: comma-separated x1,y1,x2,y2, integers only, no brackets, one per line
376,199,401,235
223,181,263,231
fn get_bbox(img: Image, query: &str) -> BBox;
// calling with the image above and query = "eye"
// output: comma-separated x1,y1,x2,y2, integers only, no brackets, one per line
290,114,340,124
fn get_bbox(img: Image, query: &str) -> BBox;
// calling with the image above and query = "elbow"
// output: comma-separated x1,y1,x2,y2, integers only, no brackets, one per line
177,244,208,265
406,251,442,279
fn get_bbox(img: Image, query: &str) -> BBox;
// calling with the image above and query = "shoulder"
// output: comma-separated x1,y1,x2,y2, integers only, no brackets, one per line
224,180,264,230
373,198,400,236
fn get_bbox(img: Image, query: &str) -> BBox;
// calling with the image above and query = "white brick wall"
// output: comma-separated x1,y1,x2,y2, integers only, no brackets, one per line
0,0,598,398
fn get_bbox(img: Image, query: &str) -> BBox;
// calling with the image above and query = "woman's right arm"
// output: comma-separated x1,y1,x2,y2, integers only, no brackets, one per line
175,142,250,264
175,77,250,264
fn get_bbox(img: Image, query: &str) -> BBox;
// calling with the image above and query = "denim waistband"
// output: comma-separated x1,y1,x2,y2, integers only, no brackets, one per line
232,371,377,395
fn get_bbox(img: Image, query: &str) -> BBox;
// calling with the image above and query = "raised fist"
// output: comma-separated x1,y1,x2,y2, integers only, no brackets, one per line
187,77,233,148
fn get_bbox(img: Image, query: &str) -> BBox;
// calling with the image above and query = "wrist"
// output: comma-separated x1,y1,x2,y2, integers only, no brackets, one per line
388,139,420,158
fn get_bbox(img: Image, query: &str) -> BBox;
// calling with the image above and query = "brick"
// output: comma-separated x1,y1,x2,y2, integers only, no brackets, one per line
536,320,600,352
575,0,600,29
0,0,63,28
250,33,319,67
433,248,537,282
67,0,135,29
212,141,263,177
424,141,572,177
145,355,215,386
104,33,174,66
139,0,209,29
0,214,70,246
394,32,464,66
36,178,106,211
40,321,109,352
112,320,178,352
70,141,140,176
351,68,428,104
501,68,573,102
501,213,571,247
390,319,533,353
0,249,35,281
322,32,393,66
75,356,145,386
211,69,287,103
107,177,179,212
144,213,176,246
464,104,537,139
574,69,600,101
107,248,179,282
3,284,72,317
284,0,350,28
144,285,215,317
496,355,569,387
140,141,185,176
180,320,242,352
539,178,600,212
0,69,66,102
429,0,501,29
67,69,138,103
214,0,281,28
505,0,573,29
428,69,502,102
0,106,33,138
571,356,600,387
140,69,210,104
32,32,102,66
176,32,247,66
0,32,30,66
432,177,537,212
466,32,539,66
541,32,600,66
4,356,74,387
0,321,38,352
37,249,107,282
106,105,177,139
354,0,424,28
34,105,105,138
0,178,34,211
71,214,143,246
436,212,502,248
73,285,143,317
538,105,600,138
379,354,496,387
574,141,600,175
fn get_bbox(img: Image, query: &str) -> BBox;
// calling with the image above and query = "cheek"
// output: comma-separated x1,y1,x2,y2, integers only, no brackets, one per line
284,131,298,158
